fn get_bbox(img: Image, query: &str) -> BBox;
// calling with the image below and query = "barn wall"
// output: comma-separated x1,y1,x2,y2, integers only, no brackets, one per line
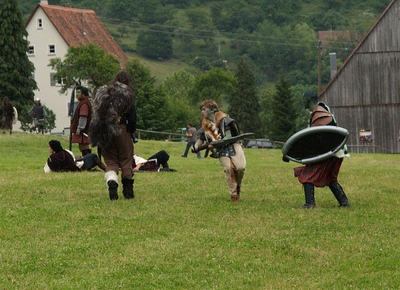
320,0,400,153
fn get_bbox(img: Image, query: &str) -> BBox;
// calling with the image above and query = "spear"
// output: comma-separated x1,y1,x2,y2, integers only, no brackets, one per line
68,86,76,151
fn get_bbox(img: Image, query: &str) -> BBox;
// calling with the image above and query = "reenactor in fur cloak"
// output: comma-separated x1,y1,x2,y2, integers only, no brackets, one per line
89,71,137,200
294,90,350,208
192,100,246,202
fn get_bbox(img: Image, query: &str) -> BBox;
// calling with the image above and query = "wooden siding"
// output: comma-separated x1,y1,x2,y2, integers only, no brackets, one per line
320,0,400,153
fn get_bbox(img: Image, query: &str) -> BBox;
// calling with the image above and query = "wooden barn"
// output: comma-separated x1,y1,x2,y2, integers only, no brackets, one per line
319,0,400,153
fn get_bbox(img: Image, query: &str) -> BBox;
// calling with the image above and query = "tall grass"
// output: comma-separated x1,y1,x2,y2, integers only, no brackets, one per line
1,133,399,289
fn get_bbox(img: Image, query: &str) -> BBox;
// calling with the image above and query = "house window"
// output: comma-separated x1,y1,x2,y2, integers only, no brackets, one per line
50,73,63,87
50,73,56,86
49,45,56,54
28,45,35,55
31,73,35,80
37,18,43,29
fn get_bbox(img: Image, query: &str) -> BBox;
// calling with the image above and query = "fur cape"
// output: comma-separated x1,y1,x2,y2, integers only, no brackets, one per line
89,82,134,148
201,110,228,142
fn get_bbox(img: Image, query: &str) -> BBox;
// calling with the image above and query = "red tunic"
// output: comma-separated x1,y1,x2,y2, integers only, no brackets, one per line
71,97,91,144
294,156,342,187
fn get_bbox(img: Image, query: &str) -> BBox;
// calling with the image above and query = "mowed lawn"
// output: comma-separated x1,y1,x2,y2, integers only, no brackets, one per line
1,133,399,289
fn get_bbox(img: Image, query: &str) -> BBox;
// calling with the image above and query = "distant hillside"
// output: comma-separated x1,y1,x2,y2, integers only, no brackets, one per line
20,0,392,86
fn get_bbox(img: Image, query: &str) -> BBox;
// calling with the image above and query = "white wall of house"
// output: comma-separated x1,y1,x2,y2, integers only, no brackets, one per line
26,7,72,133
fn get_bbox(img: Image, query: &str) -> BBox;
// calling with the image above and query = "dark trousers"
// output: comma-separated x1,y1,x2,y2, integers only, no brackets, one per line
148,150,170,167
183,141,201,158
81,154,98,170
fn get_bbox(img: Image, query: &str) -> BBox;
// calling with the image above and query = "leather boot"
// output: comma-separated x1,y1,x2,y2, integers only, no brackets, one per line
329,183,351,207
302,183,316,208
231,195,239,202
108,180,118,200
122,178,134,199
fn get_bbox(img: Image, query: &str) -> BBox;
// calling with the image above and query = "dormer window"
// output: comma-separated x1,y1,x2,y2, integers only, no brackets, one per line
37,18,43,29
48,44,56,54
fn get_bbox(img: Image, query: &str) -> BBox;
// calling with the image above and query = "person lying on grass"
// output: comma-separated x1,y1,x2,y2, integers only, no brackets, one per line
133,150,177,172
44,140,105,173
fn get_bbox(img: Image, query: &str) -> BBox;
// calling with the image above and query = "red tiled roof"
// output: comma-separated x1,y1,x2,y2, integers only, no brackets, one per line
318,31,361,47
26,3,128,67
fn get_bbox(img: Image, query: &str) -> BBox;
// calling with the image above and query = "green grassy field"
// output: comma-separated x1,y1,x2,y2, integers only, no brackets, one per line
1,133,399,289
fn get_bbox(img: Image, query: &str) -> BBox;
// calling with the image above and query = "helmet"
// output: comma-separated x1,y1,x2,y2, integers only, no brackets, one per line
35,98,40,102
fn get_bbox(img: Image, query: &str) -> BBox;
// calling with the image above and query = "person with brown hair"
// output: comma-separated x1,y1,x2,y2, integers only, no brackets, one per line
44,140,105,173
181,122,201,158
70,86,92,156
90,71,137,200
192,99,246,202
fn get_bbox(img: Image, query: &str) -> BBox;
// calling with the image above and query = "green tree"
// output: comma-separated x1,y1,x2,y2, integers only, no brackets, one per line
250,21,318,85
229,57,260,136
0,0,37,109
268,74,297,142
136,25,173,60
223,1,264,33
105,0,137,21
48,42,121,93
188,68,235,105
210,2,224,30
309,9,348,30
125,58,169,138
158,70,198,130
258,84,275,139
290,84,316,132
261,0,301,25
185,9,215,47
137,0,162,24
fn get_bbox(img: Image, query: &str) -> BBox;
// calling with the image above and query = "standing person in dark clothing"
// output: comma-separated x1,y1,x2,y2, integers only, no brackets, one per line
71,86,92,156
181,122,201,158
1,97,14,135
26,98,47,134
294,90,351,208
90,71,137,200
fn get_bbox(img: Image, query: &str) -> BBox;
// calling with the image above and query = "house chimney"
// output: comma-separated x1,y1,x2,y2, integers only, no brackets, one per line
329,53,337,78
41,0,49,4
65,3,72,8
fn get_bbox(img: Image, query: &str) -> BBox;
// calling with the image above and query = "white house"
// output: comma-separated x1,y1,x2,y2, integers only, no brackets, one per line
25,0,128,133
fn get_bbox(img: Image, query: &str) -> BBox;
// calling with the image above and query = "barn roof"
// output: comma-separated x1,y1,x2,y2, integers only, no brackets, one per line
319,0,395,96
25,3,128,67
